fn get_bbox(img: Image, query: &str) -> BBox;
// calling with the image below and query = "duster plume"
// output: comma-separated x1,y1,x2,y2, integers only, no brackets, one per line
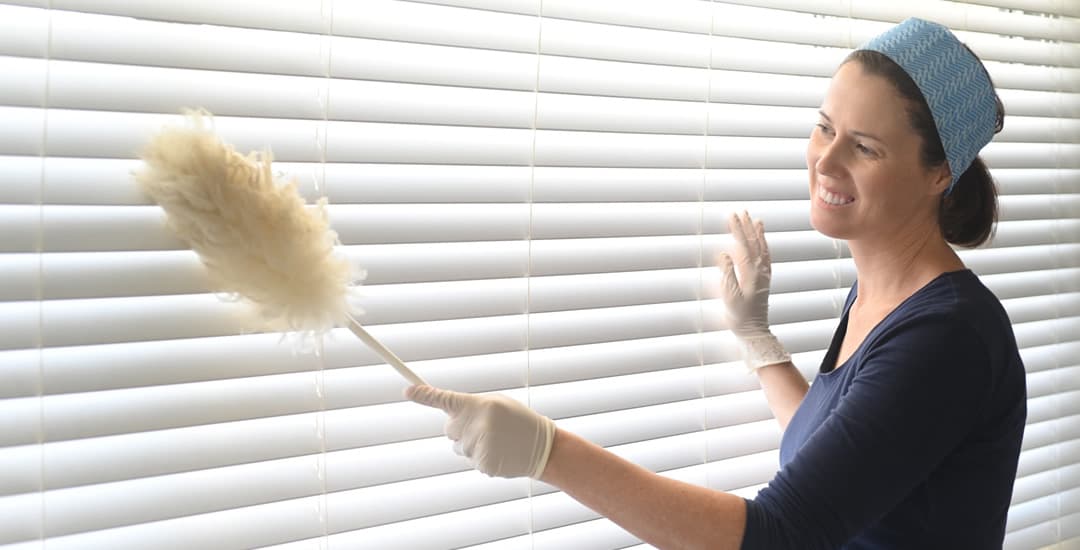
135,111,424,385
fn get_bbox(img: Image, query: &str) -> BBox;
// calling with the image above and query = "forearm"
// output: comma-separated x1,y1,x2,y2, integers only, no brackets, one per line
540,428,746,550
755,361,808,431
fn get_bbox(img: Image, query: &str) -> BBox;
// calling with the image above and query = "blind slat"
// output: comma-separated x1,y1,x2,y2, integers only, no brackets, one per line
715,0,1078,42
0,414,323,495
1026,365,1080,399
39,455,324,538
0,156,40,204
2,284,849,349
29,496,325,550
51,0,330,34
0,56,46,108
336,0,540,52
49,10,328,76
0,5,47,59
12,108,1079,168
15,61,1080,141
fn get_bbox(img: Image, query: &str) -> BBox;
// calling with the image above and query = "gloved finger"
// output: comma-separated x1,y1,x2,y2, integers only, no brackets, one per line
405,384,470,414
726,211,740,235
469,430,500,477
755,219,772,277
732,211,758,261
717,252,743,303
740,210,762,260
458,428,481,459
728,213,748,267
445,415,466,441
730,213,757,286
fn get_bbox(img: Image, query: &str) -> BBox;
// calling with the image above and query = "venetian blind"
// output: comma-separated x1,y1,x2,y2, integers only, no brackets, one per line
0,1,1077,548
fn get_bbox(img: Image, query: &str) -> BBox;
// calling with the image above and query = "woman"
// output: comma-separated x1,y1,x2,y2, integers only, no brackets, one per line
407,18,1027,549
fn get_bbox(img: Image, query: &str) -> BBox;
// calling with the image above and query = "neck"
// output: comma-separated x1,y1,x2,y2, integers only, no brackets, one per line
847,221,965,308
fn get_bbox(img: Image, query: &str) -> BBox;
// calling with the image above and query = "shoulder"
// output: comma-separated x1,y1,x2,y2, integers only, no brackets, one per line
852,270,1019,394
876,270,1013,354
862,308,987,372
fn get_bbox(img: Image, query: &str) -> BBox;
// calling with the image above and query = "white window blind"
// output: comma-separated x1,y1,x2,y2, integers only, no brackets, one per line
0,1,1077,548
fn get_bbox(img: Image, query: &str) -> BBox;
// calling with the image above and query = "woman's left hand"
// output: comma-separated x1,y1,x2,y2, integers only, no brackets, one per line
717,210,773,338
405,385,556,479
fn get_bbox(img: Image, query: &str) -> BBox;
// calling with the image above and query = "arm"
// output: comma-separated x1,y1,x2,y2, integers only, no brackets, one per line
717,212,808,431
744,317,993,548
541,429,746,550
406,387,748,549
755,362,808,431
407,316,991,549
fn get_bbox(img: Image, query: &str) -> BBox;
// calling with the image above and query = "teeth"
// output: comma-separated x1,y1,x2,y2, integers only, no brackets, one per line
818,187,854,206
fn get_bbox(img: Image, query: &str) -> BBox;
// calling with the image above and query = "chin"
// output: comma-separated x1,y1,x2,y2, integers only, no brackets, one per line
809,205,852,241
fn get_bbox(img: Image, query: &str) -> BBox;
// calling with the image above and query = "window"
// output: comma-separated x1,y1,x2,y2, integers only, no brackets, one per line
0,1,1077,548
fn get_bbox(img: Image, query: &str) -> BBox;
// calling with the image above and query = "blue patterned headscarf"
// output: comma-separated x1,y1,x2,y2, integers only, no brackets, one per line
858,18,998,195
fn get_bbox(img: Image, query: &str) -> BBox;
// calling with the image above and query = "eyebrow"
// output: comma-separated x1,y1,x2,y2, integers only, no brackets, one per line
819,111,885,144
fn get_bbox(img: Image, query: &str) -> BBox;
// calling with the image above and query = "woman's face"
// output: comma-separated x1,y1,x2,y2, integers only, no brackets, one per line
806,61,949,244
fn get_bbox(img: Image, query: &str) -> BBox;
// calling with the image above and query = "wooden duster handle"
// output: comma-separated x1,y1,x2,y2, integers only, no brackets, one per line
345,313,426,386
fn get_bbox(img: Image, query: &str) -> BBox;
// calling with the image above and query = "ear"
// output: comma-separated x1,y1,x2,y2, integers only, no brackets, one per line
926,164,951,197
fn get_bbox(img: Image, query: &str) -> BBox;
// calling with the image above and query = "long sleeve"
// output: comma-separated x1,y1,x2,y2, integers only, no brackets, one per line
741,311,1008,549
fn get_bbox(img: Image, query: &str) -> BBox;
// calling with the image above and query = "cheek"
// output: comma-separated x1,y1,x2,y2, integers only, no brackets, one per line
805,132,826,173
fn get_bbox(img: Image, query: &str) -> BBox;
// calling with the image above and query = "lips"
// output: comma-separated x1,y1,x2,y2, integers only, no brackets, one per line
817,186,854,206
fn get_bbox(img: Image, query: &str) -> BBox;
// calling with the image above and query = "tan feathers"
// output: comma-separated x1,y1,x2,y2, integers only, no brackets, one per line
135,112,359,337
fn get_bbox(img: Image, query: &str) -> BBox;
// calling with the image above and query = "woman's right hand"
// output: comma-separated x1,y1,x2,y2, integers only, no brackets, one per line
717,211,773,338
405,385,555,479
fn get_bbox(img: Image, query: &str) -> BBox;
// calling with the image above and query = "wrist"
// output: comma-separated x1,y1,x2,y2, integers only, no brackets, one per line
537,426,565,484
530,415,556,479
738,332,791,372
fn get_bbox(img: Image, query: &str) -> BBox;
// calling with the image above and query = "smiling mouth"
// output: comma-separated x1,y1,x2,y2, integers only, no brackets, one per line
817,186,855,206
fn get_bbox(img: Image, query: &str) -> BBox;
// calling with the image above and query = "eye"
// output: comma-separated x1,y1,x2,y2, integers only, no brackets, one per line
856,143,877,157
815,123,834,136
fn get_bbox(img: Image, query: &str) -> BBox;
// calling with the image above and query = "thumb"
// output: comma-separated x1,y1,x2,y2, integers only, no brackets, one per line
405,384,470,414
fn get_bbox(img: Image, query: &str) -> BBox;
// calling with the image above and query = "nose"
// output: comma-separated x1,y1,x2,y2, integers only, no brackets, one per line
811,138,848,180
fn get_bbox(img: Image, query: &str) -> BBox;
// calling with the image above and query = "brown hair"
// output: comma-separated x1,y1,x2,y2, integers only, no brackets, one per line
843,49,1005,248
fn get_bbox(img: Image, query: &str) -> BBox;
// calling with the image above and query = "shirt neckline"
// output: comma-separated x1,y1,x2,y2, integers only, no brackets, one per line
819,269,973,375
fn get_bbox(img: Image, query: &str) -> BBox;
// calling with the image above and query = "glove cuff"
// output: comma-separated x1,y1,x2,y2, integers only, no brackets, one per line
739,332,791,373
530,416,556,479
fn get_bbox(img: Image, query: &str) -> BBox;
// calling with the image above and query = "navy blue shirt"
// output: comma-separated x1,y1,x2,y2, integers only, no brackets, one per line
742,270,1027,549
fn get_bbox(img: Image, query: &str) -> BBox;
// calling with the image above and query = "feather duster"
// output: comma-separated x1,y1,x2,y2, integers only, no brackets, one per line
136,110,424,385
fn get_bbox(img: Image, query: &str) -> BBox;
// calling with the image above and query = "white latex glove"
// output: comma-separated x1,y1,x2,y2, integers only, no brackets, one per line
406,385,555,479
716,211,790,371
